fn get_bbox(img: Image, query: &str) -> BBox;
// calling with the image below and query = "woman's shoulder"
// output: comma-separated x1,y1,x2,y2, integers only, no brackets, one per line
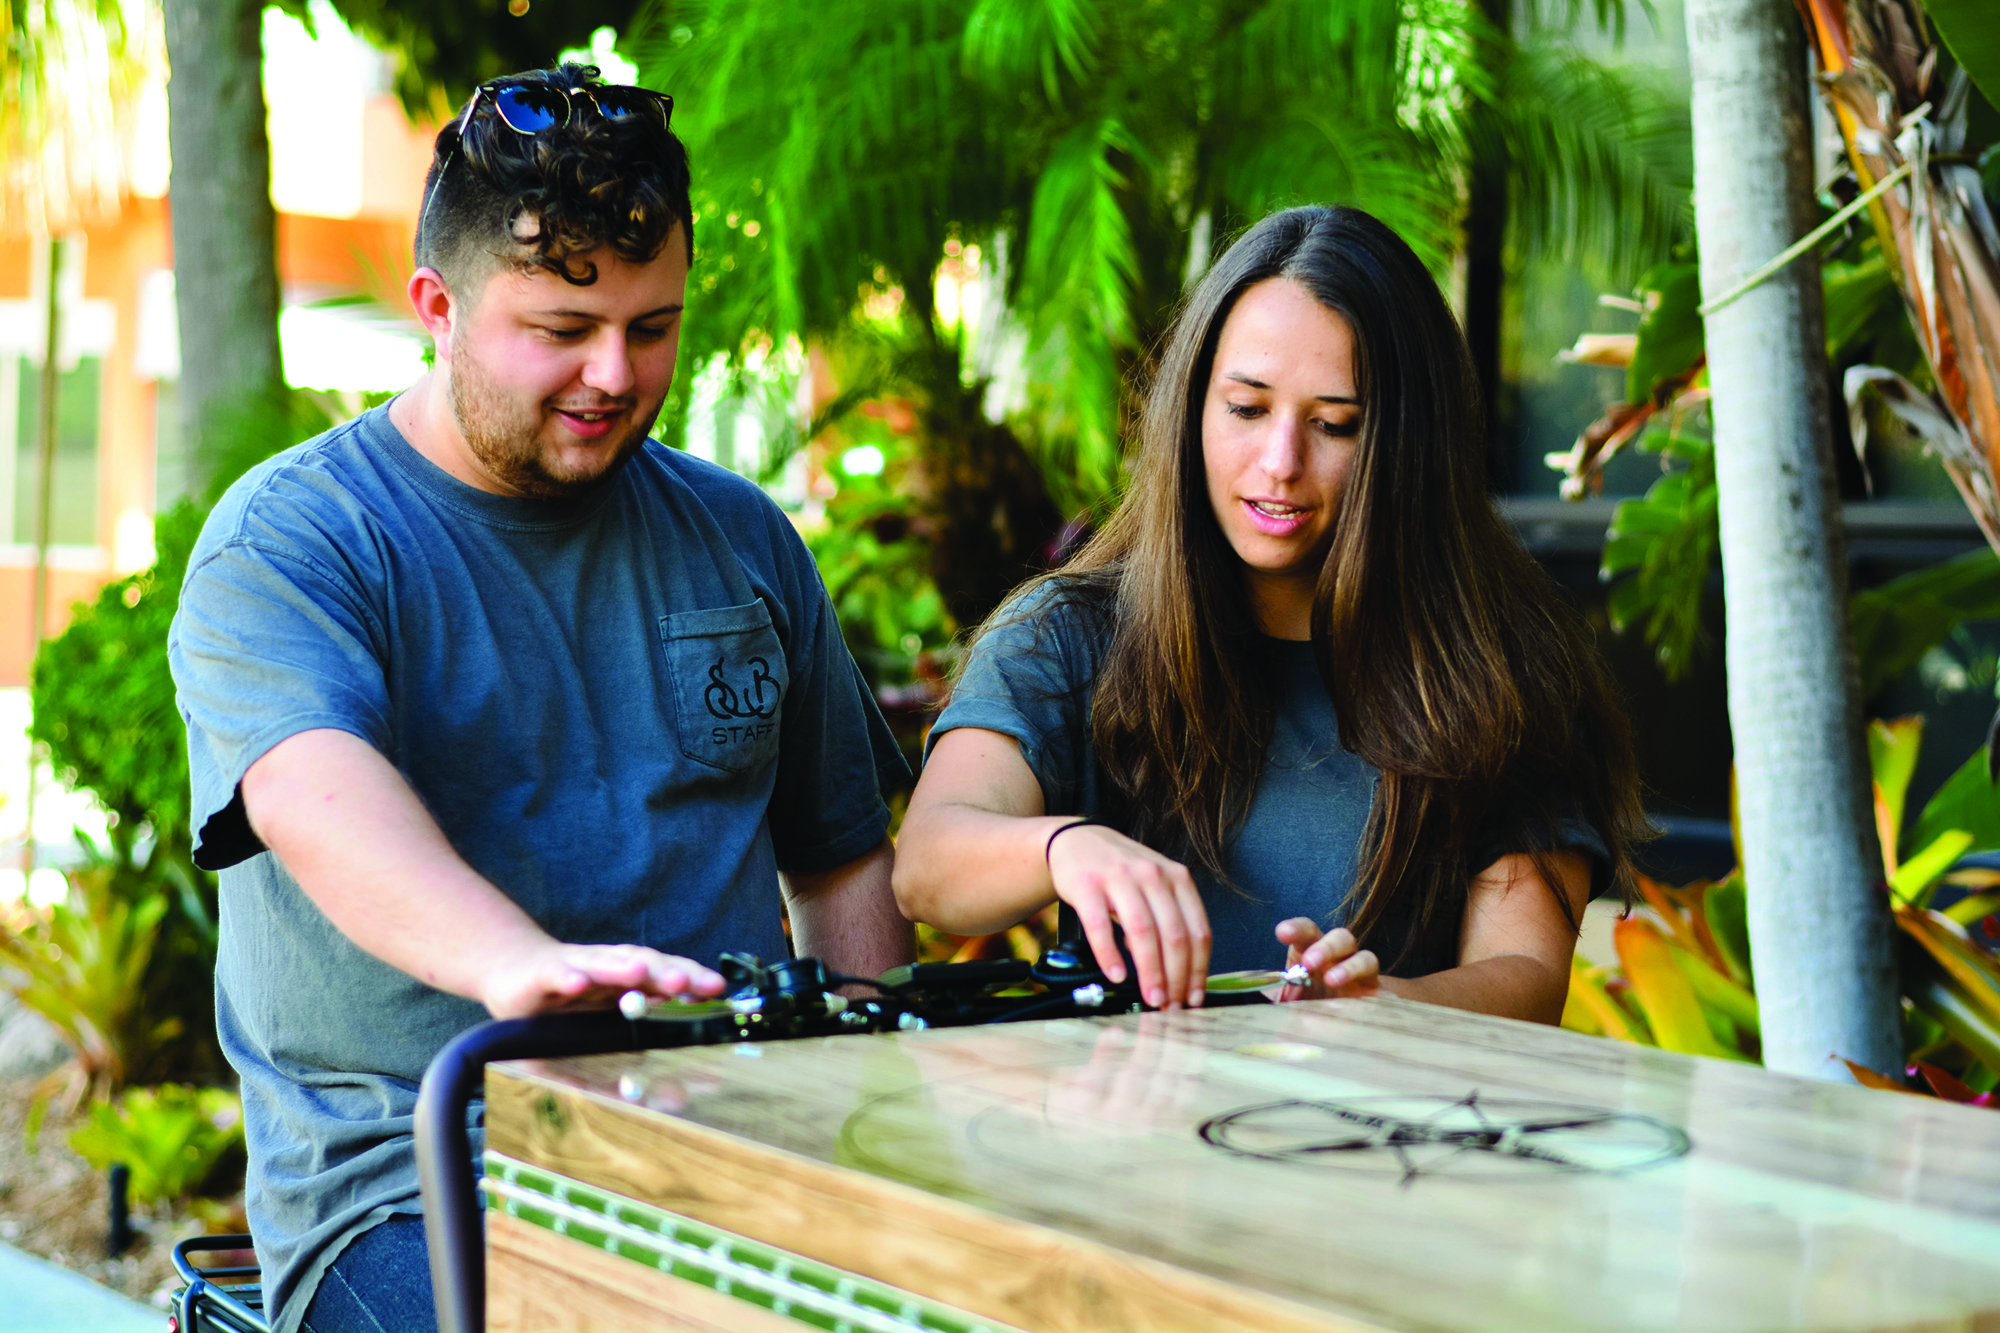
975,573,1117,661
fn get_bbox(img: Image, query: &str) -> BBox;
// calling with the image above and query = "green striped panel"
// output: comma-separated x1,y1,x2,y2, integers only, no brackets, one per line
483,1150,1024,1333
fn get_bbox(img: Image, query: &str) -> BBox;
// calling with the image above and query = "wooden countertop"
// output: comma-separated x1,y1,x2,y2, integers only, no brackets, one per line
487,996,2000,1333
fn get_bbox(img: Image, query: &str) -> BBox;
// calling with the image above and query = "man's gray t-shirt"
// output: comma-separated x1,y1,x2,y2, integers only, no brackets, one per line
169,405,905,1332
930,584,1606,977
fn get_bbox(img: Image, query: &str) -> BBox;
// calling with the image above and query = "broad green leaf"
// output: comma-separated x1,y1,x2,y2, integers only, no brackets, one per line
1625,261,1703,404
1945,891,2000,929
1700,872,1754,987
1613,918,1744,1060
1668,945,1759,1037
1560,960,1606,1036
1890,830,1976,908
1869,715,1926,871
1564,957,1649,1044
1913,746,2000,856
1897,907,2000,1025
1902,956,2000,1074
1927,0,2000,115
1849,549,2000,700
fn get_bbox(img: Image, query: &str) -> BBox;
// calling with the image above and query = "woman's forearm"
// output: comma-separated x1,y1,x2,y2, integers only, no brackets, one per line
1378,953,1570,1024
892,800,1077,935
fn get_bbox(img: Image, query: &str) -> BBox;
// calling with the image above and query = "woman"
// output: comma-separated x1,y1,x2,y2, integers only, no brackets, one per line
892,206,1646,1018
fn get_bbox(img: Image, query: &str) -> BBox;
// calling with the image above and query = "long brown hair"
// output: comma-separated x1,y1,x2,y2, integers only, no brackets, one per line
996,205,1646,967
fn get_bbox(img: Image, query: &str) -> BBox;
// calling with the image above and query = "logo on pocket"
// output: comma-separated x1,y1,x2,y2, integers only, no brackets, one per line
704,656,780,721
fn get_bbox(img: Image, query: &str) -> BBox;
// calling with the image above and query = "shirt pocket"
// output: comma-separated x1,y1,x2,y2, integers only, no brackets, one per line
661,600,789,774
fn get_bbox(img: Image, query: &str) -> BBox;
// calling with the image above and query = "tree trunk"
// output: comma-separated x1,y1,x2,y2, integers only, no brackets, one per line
1684,0,1899,1079
162,0,285,496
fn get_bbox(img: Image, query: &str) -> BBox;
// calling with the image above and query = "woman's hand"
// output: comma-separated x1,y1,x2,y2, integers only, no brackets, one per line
1273,918,1381,1002
1048,824,1213,1009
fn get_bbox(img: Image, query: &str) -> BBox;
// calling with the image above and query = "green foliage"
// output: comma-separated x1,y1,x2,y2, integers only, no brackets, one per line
1703,871,1752,988
802,428,955,688
1850,549,2000,699
1926,0,2000,115
1913,747,2000,858
1585,229,1971,686
285,1,634,115
1491,42,1691,287
1567,728,2000,1098
30,503,202,845
13,391,342,1092
1601,426,1716,680
637,0,1692,515
1824,250,1931,390
0,844,182,1099
67,1084,243,1206
1624,261,1702,404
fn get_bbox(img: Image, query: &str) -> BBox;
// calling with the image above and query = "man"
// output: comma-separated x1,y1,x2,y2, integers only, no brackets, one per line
170,63,914,1333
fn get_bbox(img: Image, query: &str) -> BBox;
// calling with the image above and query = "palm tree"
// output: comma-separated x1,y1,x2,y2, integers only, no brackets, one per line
158,0,289,498
1683,0,1899,1080
631,0,1691,629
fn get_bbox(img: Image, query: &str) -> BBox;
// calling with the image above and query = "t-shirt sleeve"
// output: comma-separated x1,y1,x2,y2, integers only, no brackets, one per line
764,528,910,875
1471,797,1615,899
925,587,1096,816
170,534,392,871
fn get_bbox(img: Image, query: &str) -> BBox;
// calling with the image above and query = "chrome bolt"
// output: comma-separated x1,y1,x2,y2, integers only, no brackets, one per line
1071,983,1106,1009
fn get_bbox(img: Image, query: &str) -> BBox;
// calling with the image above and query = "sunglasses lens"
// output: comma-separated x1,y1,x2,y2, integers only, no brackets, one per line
492,85,567,132
593,89,667,124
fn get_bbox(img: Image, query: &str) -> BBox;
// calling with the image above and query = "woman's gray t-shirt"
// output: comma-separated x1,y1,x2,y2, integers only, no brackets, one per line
928,584,1606,976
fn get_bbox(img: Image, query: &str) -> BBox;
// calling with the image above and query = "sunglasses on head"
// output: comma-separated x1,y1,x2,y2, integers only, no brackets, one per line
470,81,674,135
419,81,676,231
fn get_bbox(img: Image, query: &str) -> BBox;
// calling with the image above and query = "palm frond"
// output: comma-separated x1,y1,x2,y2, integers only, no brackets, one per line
962,0,1102,102
1494,38,1692,282
1215,113,1464,272
1018,115,1146,499
0,0,147,237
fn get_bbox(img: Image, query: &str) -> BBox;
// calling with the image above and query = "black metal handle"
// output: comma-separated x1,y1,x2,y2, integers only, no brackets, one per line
414,1011,643,1333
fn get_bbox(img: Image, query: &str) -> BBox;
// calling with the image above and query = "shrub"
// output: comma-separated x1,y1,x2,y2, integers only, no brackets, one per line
67,1084,244,1206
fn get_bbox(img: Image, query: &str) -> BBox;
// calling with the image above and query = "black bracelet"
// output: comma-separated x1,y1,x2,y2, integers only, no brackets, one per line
1045,816,1110,867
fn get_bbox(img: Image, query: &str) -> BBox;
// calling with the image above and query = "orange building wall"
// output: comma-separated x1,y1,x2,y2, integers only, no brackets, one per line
0,242,28,300
4,91,435,687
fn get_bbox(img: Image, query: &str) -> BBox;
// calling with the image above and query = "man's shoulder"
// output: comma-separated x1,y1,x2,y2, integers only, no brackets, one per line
195,411,393,557
628,443,806,564
638,442,786,518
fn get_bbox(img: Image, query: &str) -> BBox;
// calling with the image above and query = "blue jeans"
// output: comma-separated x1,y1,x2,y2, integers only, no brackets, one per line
301,1214,437,1333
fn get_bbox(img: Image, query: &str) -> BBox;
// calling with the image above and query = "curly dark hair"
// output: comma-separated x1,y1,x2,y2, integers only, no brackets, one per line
415,62,692,291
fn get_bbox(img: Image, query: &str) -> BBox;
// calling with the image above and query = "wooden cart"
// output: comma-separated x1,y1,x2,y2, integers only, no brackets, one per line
479,996,2000,1332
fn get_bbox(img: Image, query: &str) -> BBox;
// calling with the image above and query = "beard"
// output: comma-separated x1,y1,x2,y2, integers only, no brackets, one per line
446,333,657,499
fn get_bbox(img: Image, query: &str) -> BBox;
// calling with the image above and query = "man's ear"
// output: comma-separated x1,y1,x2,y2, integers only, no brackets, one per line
407,267,457,355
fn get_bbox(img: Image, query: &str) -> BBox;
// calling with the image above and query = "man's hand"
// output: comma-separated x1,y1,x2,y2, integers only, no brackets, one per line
479,941,724,1019
244,729,727,1018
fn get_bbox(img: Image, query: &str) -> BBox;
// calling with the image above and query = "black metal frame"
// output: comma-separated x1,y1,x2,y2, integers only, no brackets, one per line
170,1234,268,1333
414,1010,657,1333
